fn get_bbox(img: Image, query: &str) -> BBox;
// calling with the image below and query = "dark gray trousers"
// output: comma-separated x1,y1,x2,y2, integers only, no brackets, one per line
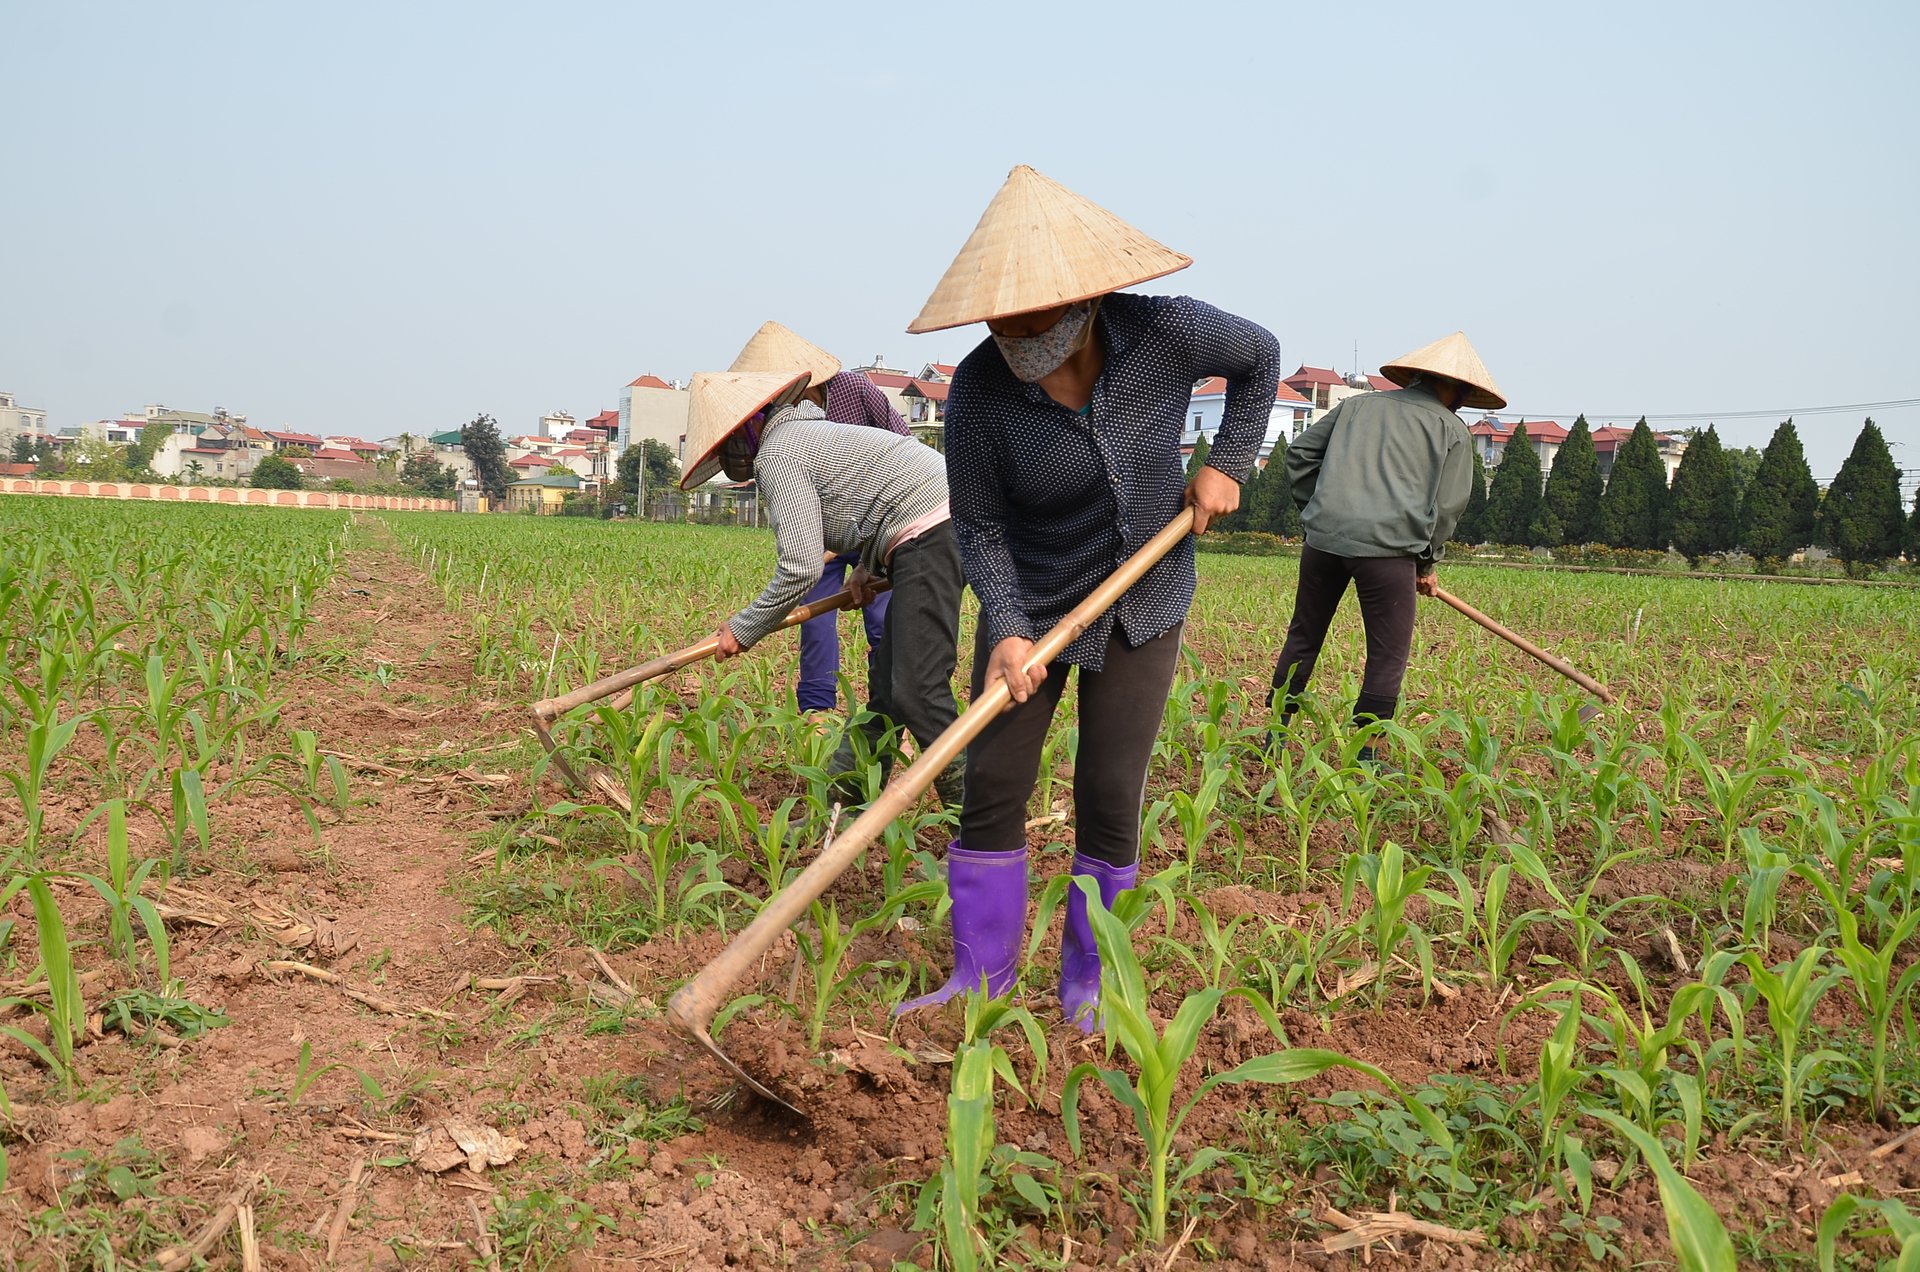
843,523,963,765
1270,544,1418,725
961,624,1183,867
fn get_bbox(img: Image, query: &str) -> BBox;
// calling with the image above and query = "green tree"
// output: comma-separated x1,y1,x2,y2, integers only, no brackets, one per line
460,413,512,502
71,435,129,480
1599,419,1670,550
1666,424,1739,565
1542,416,1604,545
35,448,67,477
1818,418,1905,577
1906,483,1920,561
641,438,680,489
1455,447,1490,544
1722,444,1763,505
125,418,171,474
546,463,574,477
183,459,205,483
1263,444,1304,537
1185,433,1212,480
10,433,34,463
1484,423,1546,545
250,453,304,490
1738,420,1819,568
400,448,458,497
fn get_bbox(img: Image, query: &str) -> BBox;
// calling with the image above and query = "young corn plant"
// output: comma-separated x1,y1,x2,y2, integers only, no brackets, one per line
796,883,938,1047
1060,881,1448,1248
1817,1193,1920,1272
1793,860,1920,1119
1339,840,1433,1002
73,800,173,986
1425,854,1545,992
1741,945,1849,1140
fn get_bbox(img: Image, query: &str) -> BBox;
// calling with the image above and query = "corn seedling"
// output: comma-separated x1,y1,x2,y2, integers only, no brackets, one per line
1740,945,1849,1139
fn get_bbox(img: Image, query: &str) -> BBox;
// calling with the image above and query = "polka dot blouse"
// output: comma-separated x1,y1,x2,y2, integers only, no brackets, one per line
945,293,1281,670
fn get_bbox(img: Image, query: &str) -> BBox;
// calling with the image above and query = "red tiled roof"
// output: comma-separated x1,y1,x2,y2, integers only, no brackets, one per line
554,448,588,458
265,430,323,445
1368,375,1397,392
1190,377,1314,406
0,462,37,477
860,371,914,390
902,379,950,402
311,446,362,462
1284,365,1346,388
929,363,958,377
510,454,554,468
628,375,675,390
510,435,548,448
586,410,619,427
336,439,384,453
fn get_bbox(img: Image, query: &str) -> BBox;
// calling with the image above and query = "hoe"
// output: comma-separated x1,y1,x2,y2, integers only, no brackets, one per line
666,510,1198,1114
1430,586,1617,722
527,582,891,809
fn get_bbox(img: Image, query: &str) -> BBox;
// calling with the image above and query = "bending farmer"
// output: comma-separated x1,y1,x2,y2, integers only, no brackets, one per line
681,368,964,809
1269,331,1503,760
727,321,913,717
899,164,1280,1029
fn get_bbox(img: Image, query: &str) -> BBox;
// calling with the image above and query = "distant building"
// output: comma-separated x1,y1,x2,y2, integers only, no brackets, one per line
617,374,691,460
1283,366,1395,425
0,392,48,444
1183,378,1313,460
538,410,576,440
506,470,582,514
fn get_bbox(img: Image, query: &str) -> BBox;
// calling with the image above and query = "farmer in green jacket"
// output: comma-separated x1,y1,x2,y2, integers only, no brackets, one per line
1269,332,1505,760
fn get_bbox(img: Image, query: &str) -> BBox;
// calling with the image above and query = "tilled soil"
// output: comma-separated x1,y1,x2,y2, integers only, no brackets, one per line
2,529,1915,1270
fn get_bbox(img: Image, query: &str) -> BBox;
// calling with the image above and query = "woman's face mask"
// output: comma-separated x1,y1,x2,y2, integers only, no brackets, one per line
993,300,1097,383
721,417,761,482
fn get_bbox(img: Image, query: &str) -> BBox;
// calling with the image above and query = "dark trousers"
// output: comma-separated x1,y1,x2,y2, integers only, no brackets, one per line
843,525,963,764
796,555,889,712
961,624,1183,867
1270,545,1418,725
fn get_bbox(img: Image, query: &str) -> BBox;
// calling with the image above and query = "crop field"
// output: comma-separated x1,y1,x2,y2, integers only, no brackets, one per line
3,494,1920,1270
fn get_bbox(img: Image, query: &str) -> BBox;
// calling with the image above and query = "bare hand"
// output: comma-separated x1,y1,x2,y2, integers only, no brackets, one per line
713,624,743,659
1184,464,1240,534
986,636,1045,704
1416,570,1439,598
847,564,879,608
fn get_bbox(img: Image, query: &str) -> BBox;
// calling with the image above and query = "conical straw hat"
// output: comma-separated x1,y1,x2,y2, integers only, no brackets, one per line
728,320,841,388
679,369,810,489
906,164,1192,334
1379,332,1507,410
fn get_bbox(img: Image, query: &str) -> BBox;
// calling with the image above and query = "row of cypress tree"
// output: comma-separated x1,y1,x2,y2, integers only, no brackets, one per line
1205,416,1919,576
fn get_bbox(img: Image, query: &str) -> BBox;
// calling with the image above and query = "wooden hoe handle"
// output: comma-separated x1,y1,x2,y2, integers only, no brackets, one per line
667,509,1198,1038
1431,586,1616,705
529,581,891,721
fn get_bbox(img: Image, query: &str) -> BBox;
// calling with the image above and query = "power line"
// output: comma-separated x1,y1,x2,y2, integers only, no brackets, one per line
1496,396,1920,424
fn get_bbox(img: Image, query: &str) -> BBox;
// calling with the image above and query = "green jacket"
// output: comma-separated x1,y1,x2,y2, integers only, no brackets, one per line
1284,383,1473,566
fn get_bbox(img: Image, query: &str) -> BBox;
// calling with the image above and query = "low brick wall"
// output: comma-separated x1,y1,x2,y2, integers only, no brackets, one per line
0,478,455,512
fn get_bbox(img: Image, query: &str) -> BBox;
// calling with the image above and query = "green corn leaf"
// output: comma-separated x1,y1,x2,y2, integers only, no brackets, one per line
1590,1110,1736,1271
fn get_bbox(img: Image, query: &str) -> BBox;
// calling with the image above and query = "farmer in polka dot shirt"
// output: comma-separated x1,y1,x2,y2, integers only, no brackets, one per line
896,165,1280,1030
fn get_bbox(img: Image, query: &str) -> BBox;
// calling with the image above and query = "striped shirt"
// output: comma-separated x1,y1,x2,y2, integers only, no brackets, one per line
822,371,913,436
727,404,948,648
946,293,1280,668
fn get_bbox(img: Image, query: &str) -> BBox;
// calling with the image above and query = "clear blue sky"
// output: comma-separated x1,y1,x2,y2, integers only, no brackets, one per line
3,1,1915,487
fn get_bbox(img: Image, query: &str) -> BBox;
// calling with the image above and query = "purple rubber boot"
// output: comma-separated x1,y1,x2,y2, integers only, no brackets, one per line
1060,854,1138,1033
896,843,1028,1014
